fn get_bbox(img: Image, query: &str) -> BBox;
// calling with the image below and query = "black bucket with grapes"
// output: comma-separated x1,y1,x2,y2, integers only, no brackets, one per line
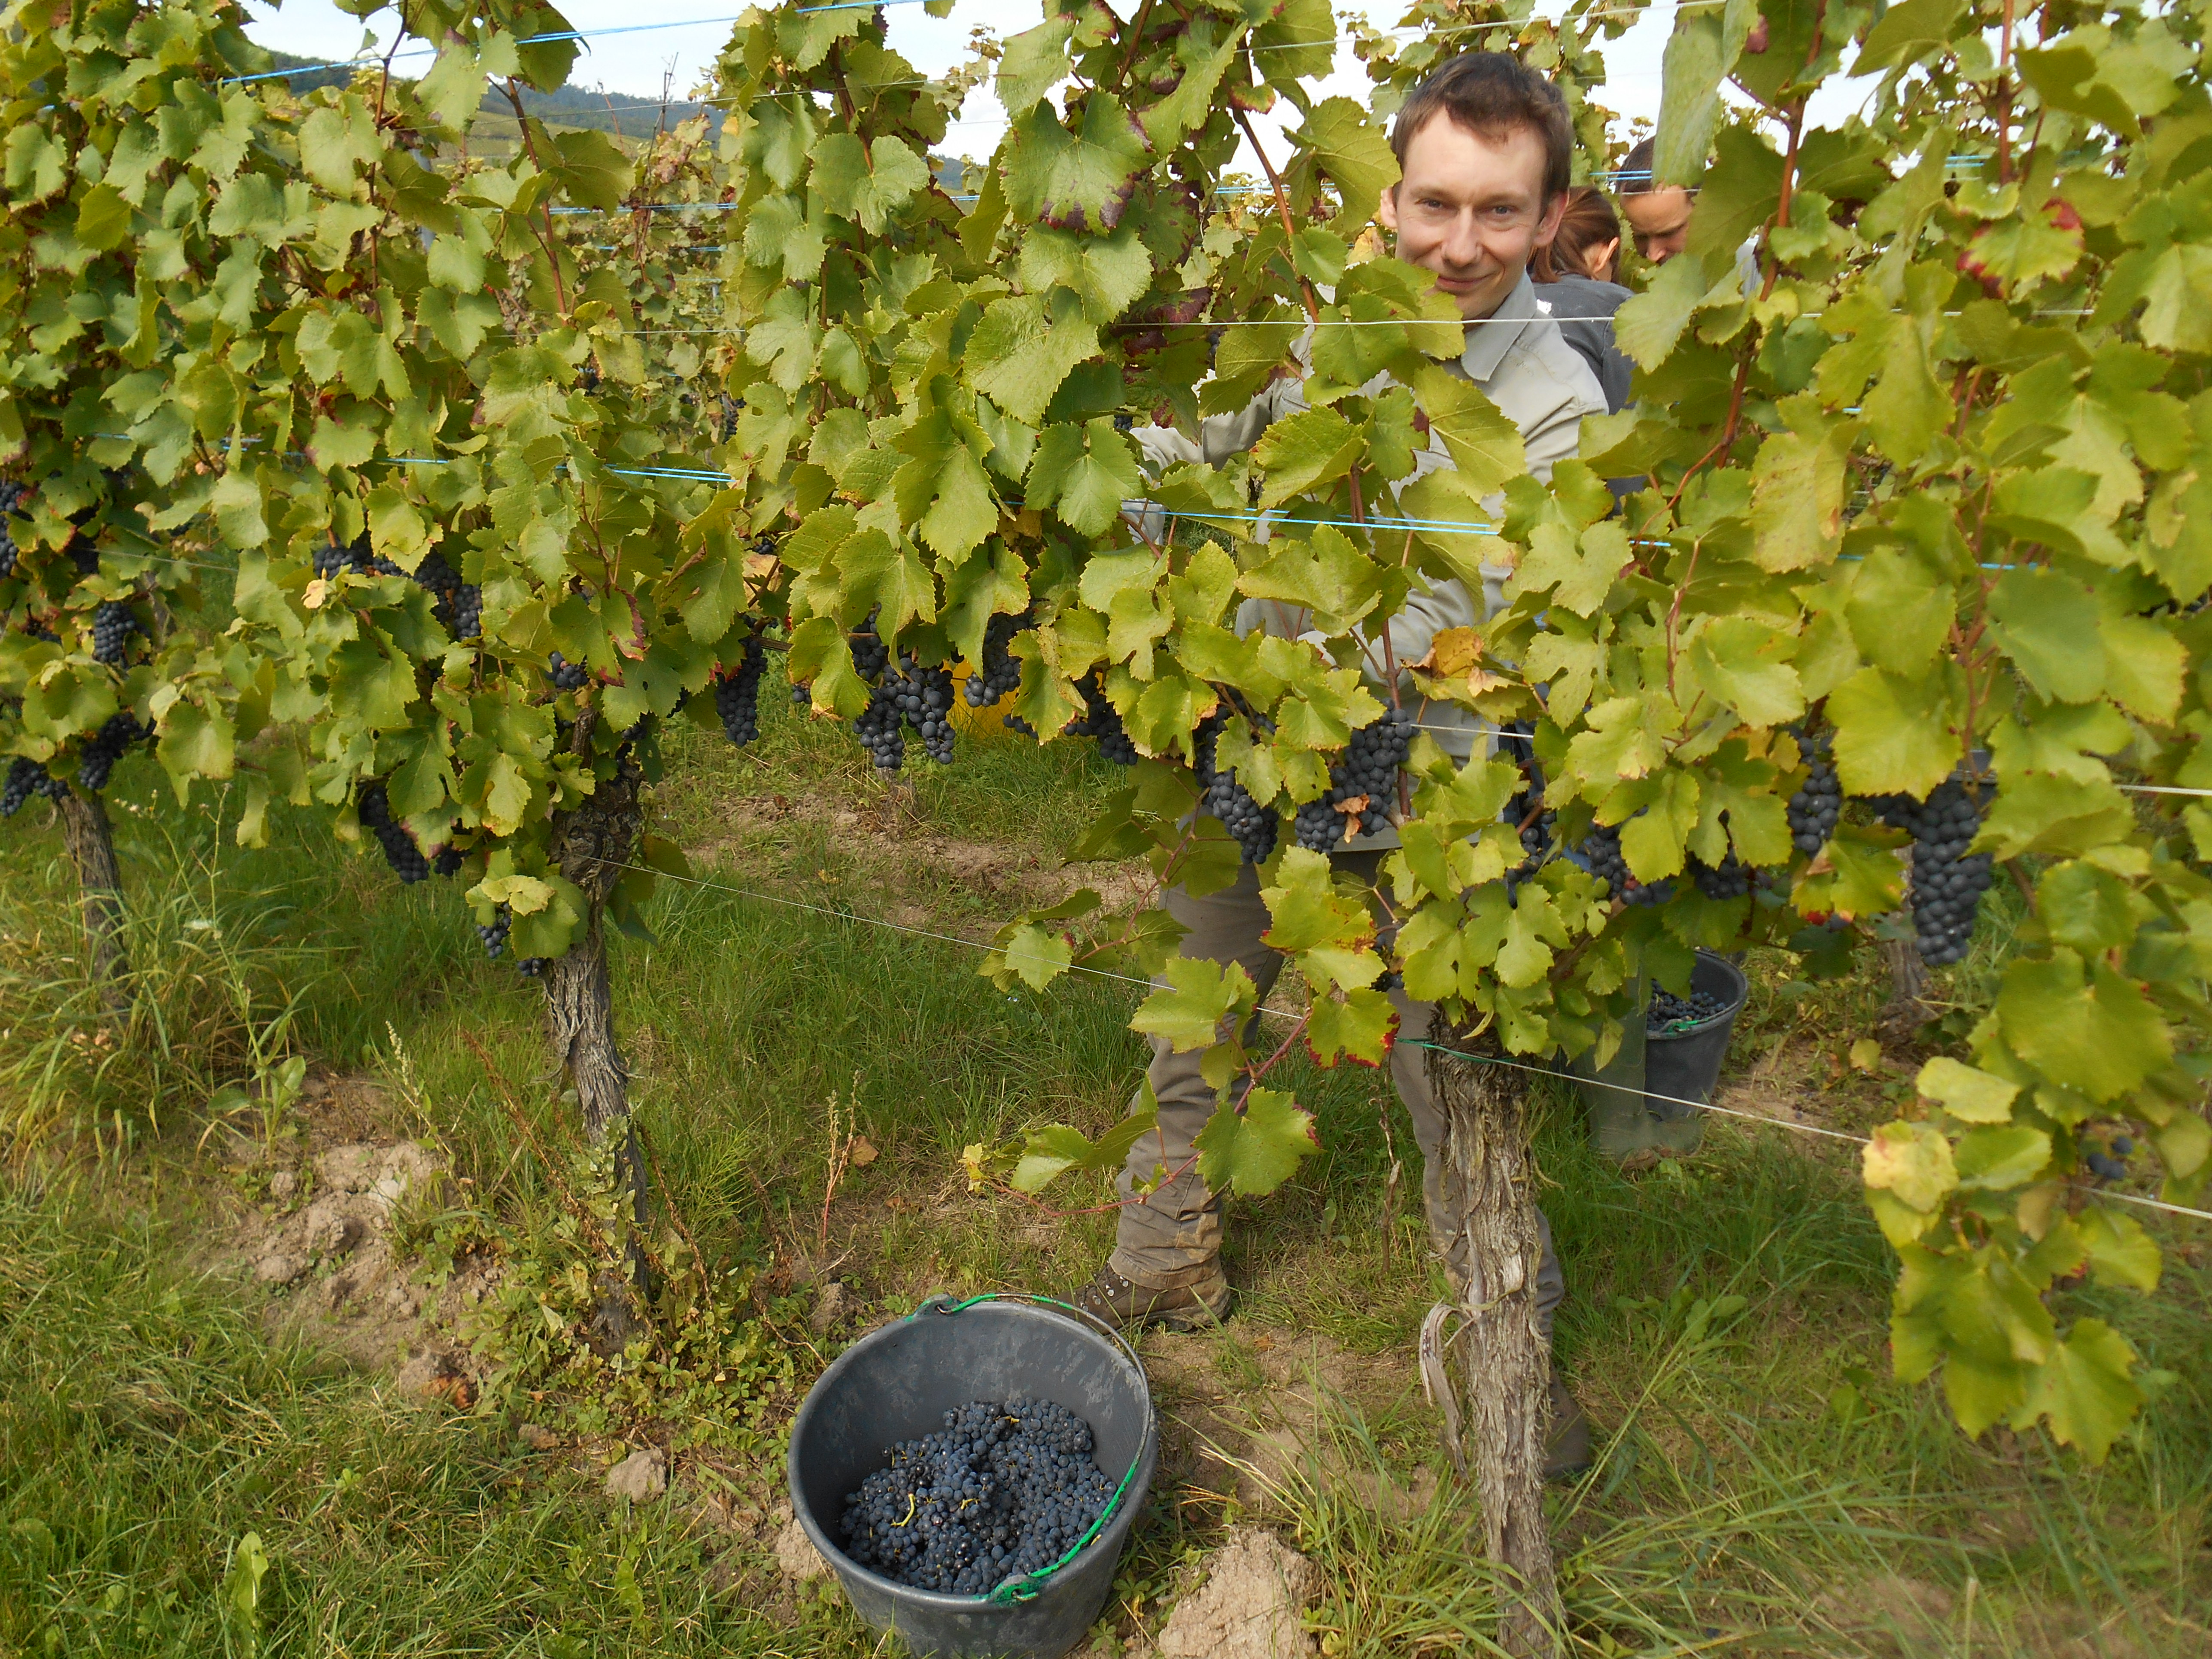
1643,950,1750,1123
787,1294,1157,1658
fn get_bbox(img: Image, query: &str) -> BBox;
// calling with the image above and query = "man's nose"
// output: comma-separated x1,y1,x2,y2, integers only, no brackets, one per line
1439,210,1485,267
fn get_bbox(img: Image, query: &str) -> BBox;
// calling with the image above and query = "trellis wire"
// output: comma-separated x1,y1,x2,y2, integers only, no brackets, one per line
606,855,2210,1225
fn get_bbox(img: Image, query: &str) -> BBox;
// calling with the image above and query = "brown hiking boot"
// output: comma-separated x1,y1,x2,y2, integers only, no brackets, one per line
1545,1375,1595,1482
1070,1262,1231,1333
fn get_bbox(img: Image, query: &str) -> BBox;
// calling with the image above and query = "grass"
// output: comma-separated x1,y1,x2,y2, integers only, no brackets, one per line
1,679,2208,1656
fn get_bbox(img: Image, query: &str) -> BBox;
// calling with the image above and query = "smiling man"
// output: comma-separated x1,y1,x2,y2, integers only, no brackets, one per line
1091,54,1605,1481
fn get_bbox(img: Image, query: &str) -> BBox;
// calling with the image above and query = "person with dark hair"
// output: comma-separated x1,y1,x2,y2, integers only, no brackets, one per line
1616,134,1694,264
1094,51,1602,1482
1533,185,1634,413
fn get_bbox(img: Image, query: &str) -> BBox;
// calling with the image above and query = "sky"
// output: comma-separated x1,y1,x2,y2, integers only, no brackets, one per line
239,2,1877,169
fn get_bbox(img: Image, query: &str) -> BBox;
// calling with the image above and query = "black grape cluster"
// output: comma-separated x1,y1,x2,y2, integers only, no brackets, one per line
850,611,891,680
547,651,589,691
1294,708,1416,851
1193,710,1277,865
357,779,430,883
1647,985,1729,1033
0,479,25,579
1581,821,1668,905
1689,853,1751,900
477,903,511,960
2083,1134,2134,1182
963,611,1028,709
76,712,150,792
90,600,139,665
432,845,464,878
2,756,70,817
1064,674,1139,765
855,656,957,771
412,551,482,641
1499,725,1552,880
1876,779,1994,967
719,394,742,442
1787,729,1841,855
517,954,550,978
714,637,768,747
839,1398,1118,1596
313,532,403,582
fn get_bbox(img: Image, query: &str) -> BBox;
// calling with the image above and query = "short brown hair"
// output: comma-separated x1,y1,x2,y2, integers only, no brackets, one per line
1389,53,1573,204
1618,136,1658,197
1533,185,1623,281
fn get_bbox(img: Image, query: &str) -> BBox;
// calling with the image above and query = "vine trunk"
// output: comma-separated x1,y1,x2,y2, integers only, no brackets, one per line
544,760,650,1347
58,790,128,1014
1428,1027,1562,1659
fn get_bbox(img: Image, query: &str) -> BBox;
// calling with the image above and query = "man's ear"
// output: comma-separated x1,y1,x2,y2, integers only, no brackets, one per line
1377,183,1399,233
1534,189,1569,250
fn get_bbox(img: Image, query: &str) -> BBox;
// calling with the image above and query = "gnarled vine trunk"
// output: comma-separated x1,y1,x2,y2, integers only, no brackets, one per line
58,790,129,1015
1428,1025,1562,1659
544,757,650,1348
1881,849,1929,1037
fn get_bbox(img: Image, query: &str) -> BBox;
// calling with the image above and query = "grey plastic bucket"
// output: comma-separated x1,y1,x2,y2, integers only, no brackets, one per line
1644,950,1749,1120
787,1295,1158,1659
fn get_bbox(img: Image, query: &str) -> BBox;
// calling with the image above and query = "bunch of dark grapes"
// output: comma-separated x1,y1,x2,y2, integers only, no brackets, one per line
90,600,138,665
839,1398,1118,1597
2083,1134,2135,1183
1647,985,1729,1033
850,611,890,680
517,954,550,978
1499,725,1552,878
1581,821,1668,905
891,658,958,764
313,532,405,583
1193,710,1278,865
1689,852,1751,900
2,756,70,817
963,611,1029,709
432,845,465,878
357,779,430,883
0,480,25,579
477,904,511,960
719,394,743,442
1294,709,1415,851
1064,673,1139,765
547,651,589,691
446,583,483,640
1876,779,1994,967
1787,728,1841,855
714,637,768,747
854,680,907,771
75,712,149,792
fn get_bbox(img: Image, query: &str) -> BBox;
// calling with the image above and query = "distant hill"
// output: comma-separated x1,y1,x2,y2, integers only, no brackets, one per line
257,50,721,139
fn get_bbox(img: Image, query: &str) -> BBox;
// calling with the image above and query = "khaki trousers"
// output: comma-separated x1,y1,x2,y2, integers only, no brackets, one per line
1109,854,1565,1335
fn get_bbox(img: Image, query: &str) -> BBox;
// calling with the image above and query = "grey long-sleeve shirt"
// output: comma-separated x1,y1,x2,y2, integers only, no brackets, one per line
1130,272,1607,848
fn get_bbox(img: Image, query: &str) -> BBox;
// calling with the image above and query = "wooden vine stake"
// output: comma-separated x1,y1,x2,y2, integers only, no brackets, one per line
1428,1024,1561,1658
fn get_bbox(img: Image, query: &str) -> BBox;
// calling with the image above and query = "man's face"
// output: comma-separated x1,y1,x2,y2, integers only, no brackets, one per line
1379,115,1564,321
1621,186,1694,264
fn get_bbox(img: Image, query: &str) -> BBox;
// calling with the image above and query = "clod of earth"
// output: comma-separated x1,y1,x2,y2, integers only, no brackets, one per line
393,1350,475,1410
606,1446,668,1502
1154,1528,1319,1659
253,1252,303,1285
773,1518,830,1582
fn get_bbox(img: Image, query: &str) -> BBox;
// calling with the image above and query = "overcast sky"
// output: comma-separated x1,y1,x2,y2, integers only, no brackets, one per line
240,2,1872,167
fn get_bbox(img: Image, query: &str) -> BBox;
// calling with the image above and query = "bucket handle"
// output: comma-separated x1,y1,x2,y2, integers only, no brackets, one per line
908,1291,1151,1605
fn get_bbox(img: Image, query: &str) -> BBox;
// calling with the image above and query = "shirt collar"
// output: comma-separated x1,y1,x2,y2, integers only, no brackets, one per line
1459,271,1538,384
